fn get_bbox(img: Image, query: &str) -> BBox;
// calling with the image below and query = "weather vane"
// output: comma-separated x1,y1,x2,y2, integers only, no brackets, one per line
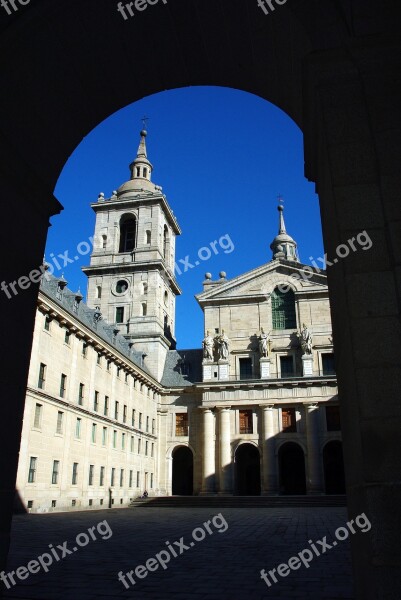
141,115,149,130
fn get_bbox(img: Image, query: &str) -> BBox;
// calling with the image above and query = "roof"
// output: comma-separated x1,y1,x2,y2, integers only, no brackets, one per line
160,349,203,387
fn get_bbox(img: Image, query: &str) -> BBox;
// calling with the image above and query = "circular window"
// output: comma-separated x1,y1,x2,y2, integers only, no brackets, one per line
115,280,129,294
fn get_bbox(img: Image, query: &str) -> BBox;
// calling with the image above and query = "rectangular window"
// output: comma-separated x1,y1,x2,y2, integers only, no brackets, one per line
175,413,188,436
326,406,341,431
111,467,115,487
282,408,297,433
123,405,127,423
280,356,294,378
322,353,335,376
33,403,42,429
72,462,78,485
239,357,253,380
91,423,97,443
130,435,134,452
104,396,109,416
64,329,71,345
75,417,82,439
139,413,142,429
138,438,141,454
152,419,155,434
88,465,94,486
129,470,133,488
100,466,105,486
150,473,153,489
102,426,107,446
28,457,37,483
136,471,140,488
44,315,51,331
239,410,253,434
94,391,99,412
56,411,64,434
38,363,46,389
145,441,148,456
114,401,119,420
60,374,67,398
120,469,124,487
146,416,149,432
78,383,84,405
122,433,126,450
82,342,88,357
113,430,117,449
132,409,136,427
151,443,154,458
116,307,124,324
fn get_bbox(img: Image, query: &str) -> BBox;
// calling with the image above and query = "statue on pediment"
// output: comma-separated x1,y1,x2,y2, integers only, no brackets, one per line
215,330,230,360
202,330,214,361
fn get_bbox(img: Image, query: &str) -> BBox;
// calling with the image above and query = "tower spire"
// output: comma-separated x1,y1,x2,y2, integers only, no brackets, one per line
270,198,299,262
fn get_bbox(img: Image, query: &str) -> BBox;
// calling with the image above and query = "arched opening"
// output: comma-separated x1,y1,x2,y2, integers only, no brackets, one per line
271,287,297,330
235,443,261,496
119,215,136,253
323,441,346,495
172,446,193,496
278,442,306,495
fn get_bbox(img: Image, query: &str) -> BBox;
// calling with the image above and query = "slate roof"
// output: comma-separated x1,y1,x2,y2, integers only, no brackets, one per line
39,274,153,377
161,349,203,387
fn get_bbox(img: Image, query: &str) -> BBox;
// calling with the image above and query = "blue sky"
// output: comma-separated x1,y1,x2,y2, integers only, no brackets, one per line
49,86,324,349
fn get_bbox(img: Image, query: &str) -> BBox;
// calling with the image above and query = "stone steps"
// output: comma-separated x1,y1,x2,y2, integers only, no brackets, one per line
129,495,347,509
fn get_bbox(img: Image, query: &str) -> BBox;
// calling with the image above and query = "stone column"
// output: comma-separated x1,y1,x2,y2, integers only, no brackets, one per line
260,405,278,495
305,403,323,495
200,408,215,494
217,407,232,494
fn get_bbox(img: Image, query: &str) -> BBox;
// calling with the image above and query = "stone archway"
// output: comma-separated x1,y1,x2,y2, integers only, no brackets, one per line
235,443,261,496
323,441,346,495
0,2,400,597
278,442,306,495
172,446,193,496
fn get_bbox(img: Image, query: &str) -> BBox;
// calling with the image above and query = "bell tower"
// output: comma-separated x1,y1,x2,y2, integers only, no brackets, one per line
82,129,181,380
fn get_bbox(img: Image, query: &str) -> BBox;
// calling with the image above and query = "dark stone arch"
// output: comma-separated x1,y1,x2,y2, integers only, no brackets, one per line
278,442,306,495
172,446,193,496
235,443,261,496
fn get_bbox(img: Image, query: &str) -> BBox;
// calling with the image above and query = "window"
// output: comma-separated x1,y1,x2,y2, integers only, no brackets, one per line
64,330,71,345
151,443,154,458
136,167,140,177
114,401,119,420
141,302,147,317
102,234,107,249
97,353,102,365
122,433,126,450
60,374,67,398
111,468,115,486
239,358,253,380
163,225,168,258
27,500,33,509
322,353,335,376
146,416,149,432
175,413,188,436
136,471,140,487
82,342,88,357
91,423,97,443
152,419,155,434
56,411,64,434
117,367,121,378
129,470,133,487
150,473,154,489
75,418,82,439
44,315,51,331
72,462,78,485
119,216,136,252
139,413,142,429
52,500,56,508
104,396,109,416
123,405,127,423
280,356,294,378
143,167,147,178
282,408,297,432
96,285,102,299
132,409,136,427
28,457,37,483
38,363,46,389
100,466,105,486
271,288,296,329
116,307,124,324
239,410,253,434
78,383,84,405
113,430,117,448
94,391,99,412
130,435,134,452
116,280,128,294
120,469,124,487
102,427,107,446
125,372,129,384
107,360,111,371
146,230,151,245
326,406,341,431
33,403,42,429
138,438,141,454
89,465,94,486
145,441,148,456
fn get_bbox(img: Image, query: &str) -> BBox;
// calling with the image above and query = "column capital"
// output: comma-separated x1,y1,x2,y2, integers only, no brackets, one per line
303,402,319,410
215,405,231,412
259,404,275,410
199,406,215,413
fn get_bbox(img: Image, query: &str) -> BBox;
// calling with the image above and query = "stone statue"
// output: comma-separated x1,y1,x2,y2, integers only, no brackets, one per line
258,328,270,357
202,330,214,361
298,323,313,355
215,330,230,360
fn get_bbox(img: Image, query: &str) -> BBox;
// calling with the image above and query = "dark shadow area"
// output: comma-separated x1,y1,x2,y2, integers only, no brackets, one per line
235,443,261,496
323,440,346,494
172,446,193,496
279,442,306,495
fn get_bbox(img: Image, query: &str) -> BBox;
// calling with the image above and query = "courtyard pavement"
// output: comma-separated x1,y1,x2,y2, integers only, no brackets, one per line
3,507,354,600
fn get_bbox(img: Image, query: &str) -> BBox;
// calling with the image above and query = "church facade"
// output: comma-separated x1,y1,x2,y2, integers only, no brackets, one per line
15,131,344,512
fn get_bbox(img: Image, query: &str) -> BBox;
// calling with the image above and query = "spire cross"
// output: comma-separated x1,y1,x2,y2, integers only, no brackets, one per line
141,115,149,130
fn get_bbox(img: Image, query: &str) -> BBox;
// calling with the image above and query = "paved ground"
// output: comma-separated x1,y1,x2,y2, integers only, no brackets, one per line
3,507,354,600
